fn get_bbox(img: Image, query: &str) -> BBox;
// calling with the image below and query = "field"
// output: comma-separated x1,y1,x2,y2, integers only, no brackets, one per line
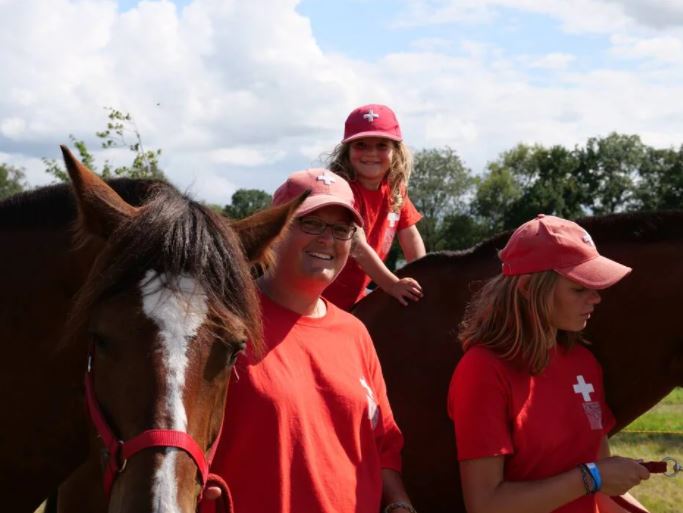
610,387,683,512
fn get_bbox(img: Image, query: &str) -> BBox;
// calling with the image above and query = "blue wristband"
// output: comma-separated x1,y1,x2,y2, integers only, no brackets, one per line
586,462,602,492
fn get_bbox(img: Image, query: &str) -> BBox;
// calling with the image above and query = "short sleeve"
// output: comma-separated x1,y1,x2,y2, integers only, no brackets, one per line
397,193,422,230
447,348,514,461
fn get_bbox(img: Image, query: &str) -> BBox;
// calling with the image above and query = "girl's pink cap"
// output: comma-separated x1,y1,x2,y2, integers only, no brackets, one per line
499,214,631,289
342,104,403,143
272,168,363,227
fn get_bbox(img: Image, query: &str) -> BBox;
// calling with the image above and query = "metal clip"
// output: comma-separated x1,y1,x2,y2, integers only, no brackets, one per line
663,457,681,478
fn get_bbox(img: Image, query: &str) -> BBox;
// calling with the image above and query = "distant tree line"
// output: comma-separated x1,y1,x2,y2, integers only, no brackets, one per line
407,133,683,255
2,118,681,264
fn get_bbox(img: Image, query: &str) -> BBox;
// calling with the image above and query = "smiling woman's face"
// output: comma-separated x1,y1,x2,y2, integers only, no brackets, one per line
549,275,603,332
272,205,354,290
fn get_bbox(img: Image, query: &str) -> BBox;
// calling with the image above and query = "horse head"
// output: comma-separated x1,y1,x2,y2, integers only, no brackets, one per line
57,147,300,513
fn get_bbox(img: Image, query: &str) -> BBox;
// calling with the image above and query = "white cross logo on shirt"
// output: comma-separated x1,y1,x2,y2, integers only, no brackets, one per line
363,109,379,122
316,173,336,186
388,212,400,227
573,375,595,402
360,377,379,428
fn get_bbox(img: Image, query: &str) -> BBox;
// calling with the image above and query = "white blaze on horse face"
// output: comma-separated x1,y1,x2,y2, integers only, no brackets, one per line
140,270,208,513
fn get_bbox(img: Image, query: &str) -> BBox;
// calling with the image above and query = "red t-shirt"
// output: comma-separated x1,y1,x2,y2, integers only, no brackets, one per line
448,344,615,513
323,179,422,310
209,292,403,513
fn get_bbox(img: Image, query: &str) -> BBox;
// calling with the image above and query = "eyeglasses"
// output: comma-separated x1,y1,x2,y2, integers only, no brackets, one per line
297,216,357,240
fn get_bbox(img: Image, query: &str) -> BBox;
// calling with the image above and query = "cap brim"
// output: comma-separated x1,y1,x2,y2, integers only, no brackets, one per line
342,130,402,144
555,255,632,289
295,195,364,228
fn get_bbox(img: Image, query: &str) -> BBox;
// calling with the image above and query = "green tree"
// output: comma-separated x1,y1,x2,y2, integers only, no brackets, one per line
576,133,646,214
473,143,587,232
471,163,523,234
0,163,27,200
409,147,476,251
223,189,272,220
43,107,165,182
632,145,683,211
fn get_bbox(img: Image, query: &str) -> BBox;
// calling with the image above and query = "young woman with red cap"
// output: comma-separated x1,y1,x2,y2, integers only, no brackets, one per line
448,214,650,513
325,104,426,310
206,169,416,513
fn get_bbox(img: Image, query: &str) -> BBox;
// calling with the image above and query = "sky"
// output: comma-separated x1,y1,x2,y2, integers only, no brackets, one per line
1,0,683,205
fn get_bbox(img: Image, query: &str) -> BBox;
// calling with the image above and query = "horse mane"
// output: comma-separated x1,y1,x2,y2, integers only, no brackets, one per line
63,181,262,350
401,210,683,273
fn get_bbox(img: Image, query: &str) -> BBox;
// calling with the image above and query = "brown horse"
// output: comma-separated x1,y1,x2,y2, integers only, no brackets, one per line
0,147,299,513
353,210,683,513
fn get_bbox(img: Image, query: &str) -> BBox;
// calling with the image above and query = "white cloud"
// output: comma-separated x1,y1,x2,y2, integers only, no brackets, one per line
528,52,576,70
1,0,683,201
610,34,683,63
209,146,286,167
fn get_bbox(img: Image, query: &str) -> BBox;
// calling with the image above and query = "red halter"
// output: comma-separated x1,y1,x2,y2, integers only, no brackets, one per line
84,346,233,512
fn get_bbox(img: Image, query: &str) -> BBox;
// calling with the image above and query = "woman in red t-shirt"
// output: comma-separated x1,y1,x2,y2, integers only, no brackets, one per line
205,168,416,513
324,103,426,310
448,214,650,513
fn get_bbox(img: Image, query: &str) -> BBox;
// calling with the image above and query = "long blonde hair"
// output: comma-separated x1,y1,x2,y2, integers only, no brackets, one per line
327,140,413,212
458,270,580,374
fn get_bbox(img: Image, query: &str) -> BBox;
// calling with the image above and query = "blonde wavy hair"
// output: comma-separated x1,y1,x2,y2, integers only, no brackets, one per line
327,140,413,212
458,270,580,375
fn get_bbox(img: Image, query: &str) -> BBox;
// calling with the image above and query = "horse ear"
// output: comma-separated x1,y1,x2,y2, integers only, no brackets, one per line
61,145,139,238
231,192,308,264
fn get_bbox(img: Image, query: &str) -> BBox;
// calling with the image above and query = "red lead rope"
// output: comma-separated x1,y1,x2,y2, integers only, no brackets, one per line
84,348,233,513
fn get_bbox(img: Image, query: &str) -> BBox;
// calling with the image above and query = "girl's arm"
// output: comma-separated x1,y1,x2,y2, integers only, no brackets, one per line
351,228,422,306
460,447,649,513
381,469,415,512
595,437,651,513
397,225,426,262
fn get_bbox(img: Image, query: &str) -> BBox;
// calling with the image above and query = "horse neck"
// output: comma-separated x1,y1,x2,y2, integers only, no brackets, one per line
587,237,683,430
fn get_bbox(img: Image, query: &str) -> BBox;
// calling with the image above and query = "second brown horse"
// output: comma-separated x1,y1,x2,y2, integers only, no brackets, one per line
353,210,683,513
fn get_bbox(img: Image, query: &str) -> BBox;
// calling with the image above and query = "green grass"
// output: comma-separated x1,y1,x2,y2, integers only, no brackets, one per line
611,387,683,513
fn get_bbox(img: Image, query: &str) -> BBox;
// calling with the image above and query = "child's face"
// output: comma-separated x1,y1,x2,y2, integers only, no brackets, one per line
549,275,602,332
348,137,394,187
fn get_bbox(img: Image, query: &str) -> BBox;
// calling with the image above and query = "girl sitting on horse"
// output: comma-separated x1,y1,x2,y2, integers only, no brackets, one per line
448,214,650,513
325,103,425,309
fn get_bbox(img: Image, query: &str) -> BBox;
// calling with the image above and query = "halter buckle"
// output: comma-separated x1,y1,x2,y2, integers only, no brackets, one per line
663,457,681,477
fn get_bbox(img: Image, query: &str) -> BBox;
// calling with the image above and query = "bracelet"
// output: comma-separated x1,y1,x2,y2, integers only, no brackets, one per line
585,462,602,492
384,502,418,513
578,464,594,495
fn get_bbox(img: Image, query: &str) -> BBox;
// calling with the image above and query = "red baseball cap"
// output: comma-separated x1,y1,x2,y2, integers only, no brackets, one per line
342,104,403,143
499,214,631,289
272,168,363,227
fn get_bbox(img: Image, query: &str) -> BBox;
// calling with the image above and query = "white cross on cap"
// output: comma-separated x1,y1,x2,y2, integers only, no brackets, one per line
363,109,379,122
582,230,595,247
573,375,595,402
316,173,336,186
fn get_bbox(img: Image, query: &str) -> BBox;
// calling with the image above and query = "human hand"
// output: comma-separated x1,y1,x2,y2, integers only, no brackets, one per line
386,277,423,306
597,456,650,496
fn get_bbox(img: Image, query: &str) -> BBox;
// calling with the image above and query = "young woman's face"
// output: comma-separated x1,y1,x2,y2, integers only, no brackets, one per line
549,275,602,332
348,137,394,188
273,205,353,290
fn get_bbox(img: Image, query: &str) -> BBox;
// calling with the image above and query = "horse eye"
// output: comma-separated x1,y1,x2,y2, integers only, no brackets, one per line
228,341,246,365
90,333,109,352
